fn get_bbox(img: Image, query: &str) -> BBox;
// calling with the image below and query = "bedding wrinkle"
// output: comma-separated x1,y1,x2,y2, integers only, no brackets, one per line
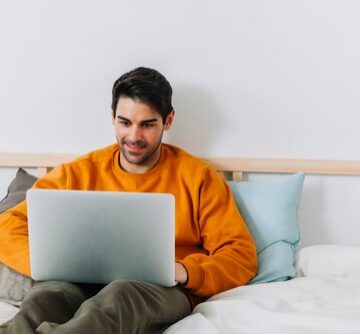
165,276,360,334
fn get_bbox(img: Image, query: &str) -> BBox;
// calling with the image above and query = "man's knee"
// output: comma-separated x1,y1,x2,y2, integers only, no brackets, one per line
102,279,142,297
99,279,160,308
23,281,83,307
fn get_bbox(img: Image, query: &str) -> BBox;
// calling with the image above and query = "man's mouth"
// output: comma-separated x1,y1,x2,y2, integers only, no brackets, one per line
125,143,146,154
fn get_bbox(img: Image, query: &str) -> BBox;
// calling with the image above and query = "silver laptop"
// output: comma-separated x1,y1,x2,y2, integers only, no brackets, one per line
26,189,175,287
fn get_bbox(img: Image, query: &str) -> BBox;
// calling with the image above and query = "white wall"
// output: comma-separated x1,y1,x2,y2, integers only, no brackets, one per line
1,0,360,246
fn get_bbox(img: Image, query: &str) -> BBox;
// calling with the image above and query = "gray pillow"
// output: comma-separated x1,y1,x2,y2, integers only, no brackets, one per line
0,168,38,213
0,168,38,305
0,263,36,306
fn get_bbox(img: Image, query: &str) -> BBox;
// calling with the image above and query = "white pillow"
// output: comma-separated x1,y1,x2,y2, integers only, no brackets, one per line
296,245,360,278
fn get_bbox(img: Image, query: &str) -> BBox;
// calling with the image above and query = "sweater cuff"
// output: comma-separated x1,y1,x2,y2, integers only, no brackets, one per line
178,257,205,291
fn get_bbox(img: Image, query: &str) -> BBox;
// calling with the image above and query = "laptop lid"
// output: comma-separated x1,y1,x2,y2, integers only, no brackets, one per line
27,189,175,287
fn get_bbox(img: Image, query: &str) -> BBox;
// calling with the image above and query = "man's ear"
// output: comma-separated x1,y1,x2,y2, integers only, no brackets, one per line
164,110,175,131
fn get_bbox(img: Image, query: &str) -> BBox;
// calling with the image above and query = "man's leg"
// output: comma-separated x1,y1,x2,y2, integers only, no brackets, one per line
37,279,192,334
0,281,100,334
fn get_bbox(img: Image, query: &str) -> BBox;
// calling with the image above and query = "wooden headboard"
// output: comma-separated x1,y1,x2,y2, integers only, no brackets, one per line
1,152,360,180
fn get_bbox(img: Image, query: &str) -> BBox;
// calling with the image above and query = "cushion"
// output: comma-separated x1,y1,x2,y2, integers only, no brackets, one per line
0,263,36,306
0,168,38,305
296,245,360,278
228,172,305,284
0,168,38,213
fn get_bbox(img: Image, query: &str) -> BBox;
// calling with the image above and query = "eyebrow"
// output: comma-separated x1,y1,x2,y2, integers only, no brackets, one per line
116,116,159,124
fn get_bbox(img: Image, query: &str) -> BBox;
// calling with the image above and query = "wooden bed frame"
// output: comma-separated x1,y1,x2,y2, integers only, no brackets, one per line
1,152,360,179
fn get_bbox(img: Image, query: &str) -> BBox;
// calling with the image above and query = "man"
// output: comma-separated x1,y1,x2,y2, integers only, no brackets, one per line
0,67,257,333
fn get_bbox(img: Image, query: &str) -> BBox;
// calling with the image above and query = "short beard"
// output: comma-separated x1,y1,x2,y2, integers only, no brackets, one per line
120,130,164,166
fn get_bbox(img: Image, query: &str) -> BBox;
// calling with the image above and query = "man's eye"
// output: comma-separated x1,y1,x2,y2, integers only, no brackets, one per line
120,121,130,127
142,123,154,128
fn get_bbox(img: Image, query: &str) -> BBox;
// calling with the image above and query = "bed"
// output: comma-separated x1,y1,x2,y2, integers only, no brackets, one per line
1,152,360,332
165,244,360,333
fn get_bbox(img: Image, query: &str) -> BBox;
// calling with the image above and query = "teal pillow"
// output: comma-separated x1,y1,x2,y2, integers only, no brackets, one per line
228,172,305,284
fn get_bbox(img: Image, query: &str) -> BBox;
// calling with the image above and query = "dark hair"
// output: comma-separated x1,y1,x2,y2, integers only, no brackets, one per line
111,67,173,124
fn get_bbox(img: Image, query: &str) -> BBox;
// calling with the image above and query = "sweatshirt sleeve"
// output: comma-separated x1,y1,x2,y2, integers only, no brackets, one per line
178,167,258,297
0,165,69,276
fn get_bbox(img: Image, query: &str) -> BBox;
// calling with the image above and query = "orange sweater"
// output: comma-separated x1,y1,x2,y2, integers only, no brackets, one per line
0,143,257,300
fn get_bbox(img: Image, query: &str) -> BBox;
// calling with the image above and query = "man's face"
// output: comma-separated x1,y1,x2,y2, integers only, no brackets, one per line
112,97,174,167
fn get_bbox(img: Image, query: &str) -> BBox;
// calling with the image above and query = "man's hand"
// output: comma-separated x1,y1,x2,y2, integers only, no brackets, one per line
175,262,188,285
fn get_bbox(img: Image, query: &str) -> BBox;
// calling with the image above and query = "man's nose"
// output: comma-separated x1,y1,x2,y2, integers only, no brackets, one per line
128,126,142,141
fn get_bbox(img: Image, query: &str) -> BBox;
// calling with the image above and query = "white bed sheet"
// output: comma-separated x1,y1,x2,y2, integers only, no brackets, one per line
165,276,360,333
2,276,360,333
0,301,18,325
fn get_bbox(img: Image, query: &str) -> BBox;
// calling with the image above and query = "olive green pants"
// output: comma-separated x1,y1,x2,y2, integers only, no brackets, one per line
0,280,192,333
